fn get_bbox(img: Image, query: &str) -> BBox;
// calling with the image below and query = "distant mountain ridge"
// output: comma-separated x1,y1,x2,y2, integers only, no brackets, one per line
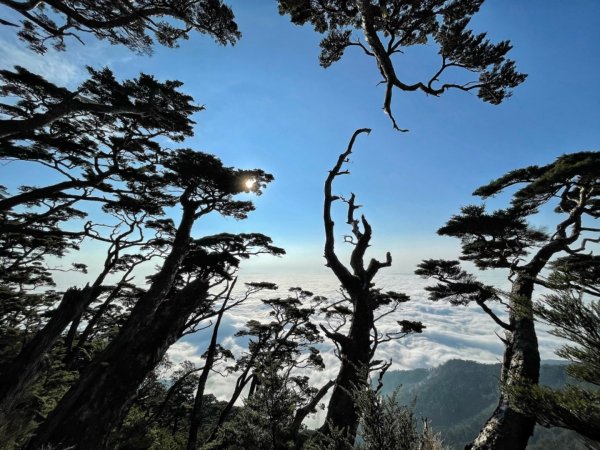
379,359,586,450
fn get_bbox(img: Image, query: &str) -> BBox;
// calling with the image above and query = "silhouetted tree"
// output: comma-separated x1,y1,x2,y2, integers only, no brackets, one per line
508,256,600,447
0,67,203,418
186,279,274,450
26,148,281,449
320,128,423,444
416,151,600,449
0,4,283,448
0,64,198,142
64,252,160,368
109,357,213,449
0,0,239,54
205,287,331,447
278,0,525,129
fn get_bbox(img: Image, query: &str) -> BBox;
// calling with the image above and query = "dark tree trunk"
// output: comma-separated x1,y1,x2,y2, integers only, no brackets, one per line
62,312,82,356
205,371,255,445
291,379,334,437
469,228,580,450
469,274,540,450
26,278,209,450
0,286,91,420
26,203,198,449
186,298,228,450
247,373,260,398
319,129,392,446
150,366,202,424
321,292,373,444
64,279,127,367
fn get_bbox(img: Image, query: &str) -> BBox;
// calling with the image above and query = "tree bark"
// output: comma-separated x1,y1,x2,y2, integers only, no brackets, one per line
321,291,373,443
0,171,114,211
469,205,583,450
205,370,255,445
291,379,334,436
26,202,199,449
320,128,392,446
0,98,164,140
26,277,210,450
0,286,91,421
468,274,540,450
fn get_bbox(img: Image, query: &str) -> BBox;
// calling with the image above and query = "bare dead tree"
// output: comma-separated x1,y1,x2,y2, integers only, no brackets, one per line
320,128,423,443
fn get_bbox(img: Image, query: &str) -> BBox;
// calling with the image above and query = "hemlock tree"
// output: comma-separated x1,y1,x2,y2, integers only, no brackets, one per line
0,67,202,418
205,287,332,447
320,129,424,444
1,2,285,448
0,0,239,54
415,151,600,450
508,256,600,446
25,148,281,449
278,0,525,130
185,279,277,450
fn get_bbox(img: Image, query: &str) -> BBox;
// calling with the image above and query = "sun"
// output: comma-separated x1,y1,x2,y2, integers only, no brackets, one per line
244,178,256,189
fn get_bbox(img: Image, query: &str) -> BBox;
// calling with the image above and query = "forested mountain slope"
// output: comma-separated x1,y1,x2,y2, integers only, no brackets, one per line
380,360,588,450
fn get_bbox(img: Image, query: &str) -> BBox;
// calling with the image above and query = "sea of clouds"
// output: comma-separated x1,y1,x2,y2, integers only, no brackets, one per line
167,271,565,427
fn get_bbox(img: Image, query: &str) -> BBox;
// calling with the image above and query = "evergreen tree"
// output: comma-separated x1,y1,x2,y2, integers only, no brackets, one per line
508,256,600,447
416,151,600,449
186,279,275,450
0,66,203,419
26,160,282,448
0,2,291,449
0,0,239,54
278,0,525,130
353,388,448,450
209,368,303,450
205,287,331,447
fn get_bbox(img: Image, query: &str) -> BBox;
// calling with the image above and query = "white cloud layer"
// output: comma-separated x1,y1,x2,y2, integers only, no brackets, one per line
167,272,565,428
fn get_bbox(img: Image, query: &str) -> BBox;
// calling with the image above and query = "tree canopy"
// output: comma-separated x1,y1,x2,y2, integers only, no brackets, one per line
416,151,600,449
278,0,525,129
1,0,240,54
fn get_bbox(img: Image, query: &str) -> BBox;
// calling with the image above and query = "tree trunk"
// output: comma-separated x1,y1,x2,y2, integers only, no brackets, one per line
26,278,209,450
468,274,540,450
186,298,228,450
62,312,82,356
64,280,127,367
291,379,334,436
0,286,91,420
320,129,392,446
321,291,373,445
205,371,255,445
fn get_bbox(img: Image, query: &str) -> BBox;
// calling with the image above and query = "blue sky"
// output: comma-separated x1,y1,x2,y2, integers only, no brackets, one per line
1,0,599,276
